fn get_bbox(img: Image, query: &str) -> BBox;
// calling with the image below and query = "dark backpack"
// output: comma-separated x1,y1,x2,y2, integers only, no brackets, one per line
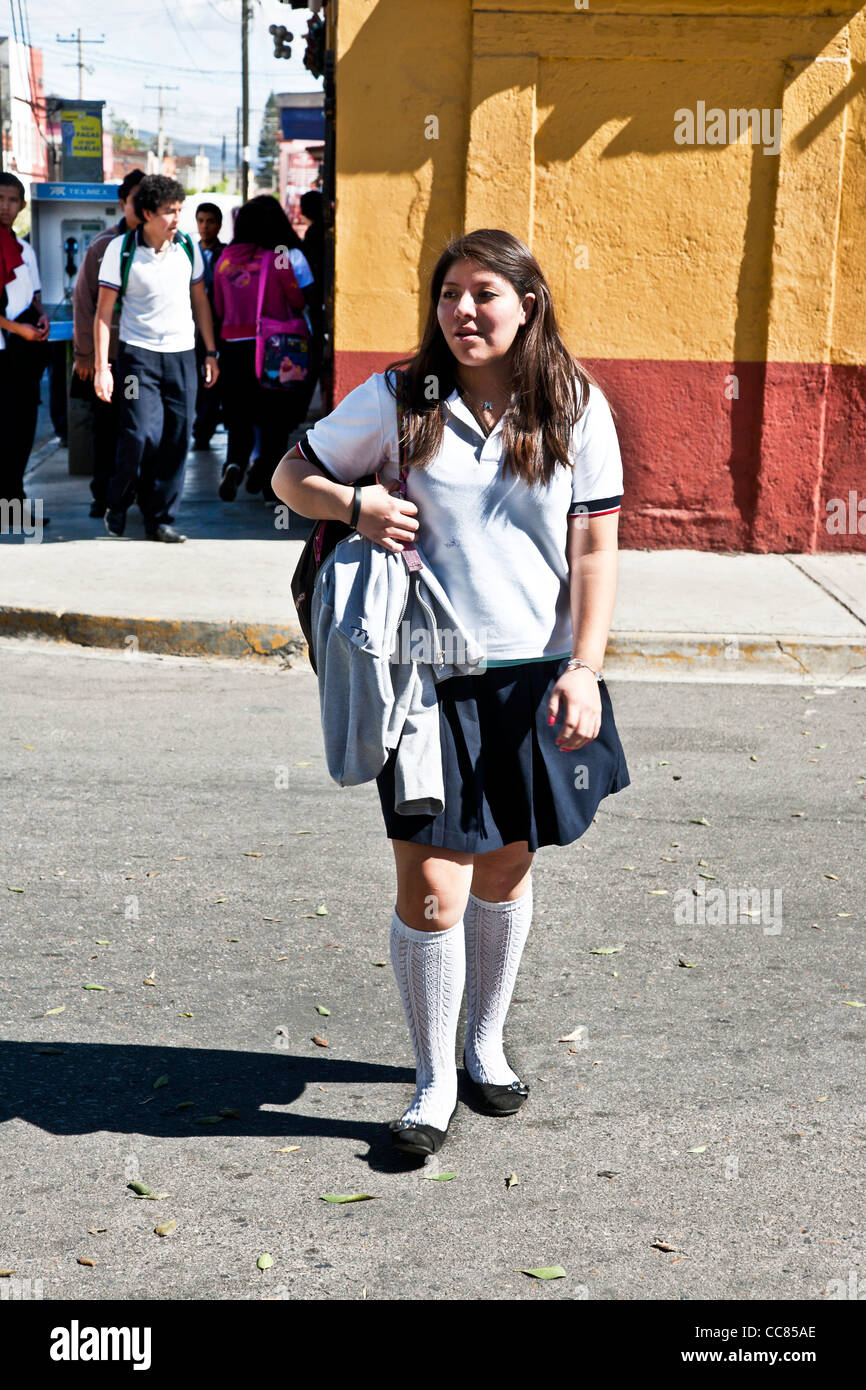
291,370,409,674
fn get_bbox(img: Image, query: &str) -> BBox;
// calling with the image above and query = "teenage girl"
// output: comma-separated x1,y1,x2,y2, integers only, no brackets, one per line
213,195,316,504
272,228,631,1158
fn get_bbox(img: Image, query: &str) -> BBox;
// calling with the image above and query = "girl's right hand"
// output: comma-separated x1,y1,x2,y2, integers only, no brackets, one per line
355,482,419,553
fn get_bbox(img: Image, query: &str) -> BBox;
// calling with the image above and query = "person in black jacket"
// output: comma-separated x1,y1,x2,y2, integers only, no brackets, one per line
0,172,50,525
191,202,226,451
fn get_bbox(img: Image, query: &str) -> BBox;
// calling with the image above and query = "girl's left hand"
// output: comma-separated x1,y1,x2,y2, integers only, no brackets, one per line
548,668,601,750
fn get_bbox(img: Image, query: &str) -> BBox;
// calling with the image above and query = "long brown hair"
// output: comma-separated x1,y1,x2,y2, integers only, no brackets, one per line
385,229,606,487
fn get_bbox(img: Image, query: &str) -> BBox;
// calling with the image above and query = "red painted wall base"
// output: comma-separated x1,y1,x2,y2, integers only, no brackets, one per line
332,352,866,554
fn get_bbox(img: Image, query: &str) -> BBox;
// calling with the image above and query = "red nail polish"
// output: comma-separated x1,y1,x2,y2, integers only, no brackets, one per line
548,715,555,725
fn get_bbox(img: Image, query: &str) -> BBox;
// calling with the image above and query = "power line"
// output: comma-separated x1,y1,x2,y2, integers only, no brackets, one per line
159,0,206,74
172,0,234,57
15,0,33,109
38,39,296,80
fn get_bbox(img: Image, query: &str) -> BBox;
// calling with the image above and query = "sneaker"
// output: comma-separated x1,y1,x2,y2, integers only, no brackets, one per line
244,465,263,495
218,462,242,502
146,524,186,543
104,508,126,537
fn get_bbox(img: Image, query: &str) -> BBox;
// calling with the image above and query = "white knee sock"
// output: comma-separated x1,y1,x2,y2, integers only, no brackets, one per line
463,878,533,1085
389,908,465,1130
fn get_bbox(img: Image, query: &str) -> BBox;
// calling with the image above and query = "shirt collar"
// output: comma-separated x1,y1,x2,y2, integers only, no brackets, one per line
443,387,506,443
136,226,180,251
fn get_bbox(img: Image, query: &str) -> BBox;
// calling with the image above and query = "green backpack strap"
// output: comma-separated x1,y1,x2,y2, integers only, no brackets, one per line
115,227,137,310
115,229,194,310
175,230,195,272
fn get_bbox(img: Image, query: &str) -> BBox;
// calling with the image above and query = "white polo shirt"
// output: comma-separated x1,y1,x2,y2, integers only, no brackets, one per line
0,237,40,353
99,228,205,353
298,370,624,664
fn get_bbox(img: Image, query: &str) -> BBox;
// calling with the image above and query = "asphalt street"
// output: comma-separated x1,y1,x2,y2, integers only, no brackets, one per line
0,638,863,1301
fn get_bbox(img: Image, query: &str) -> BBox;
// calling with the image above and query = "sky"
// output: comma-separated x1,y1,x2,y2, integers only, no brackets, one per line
18,0,322,151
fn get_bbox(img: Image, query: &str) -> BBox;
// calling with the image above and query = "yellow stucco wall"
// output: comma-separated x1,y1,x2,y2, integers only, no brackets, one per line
331,0,866,553
334,0,866,366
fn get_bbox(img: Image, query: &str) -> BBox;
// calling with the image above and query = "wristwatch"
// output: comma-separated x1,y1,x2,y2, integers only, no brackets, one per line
205,350,218,359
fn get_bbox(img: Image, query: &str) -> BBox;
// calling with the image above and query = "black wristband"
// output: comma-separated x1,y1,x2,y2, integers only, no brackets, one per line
349,485,362,529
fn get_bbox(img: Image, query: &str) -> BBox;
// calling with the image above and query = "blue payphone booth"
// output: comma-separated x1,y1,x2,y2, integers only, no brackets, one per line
30,182,120,474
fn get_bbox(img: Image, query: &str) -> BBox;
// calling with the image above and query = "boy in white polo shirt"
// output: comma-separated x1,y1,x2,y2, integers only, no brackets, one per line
93,175,220,541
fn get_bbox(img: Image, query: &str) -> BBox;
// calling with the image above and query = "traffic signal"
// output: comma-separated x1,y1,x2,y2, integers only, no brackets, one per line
269,24,293,59
304,15,325,78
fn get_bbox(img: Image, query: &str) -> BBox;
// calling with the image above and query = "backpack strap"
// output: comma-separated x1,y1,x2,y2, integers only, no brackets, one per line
395,368,409,487
115,227,137,309
175,230,195,272
393,369,423,572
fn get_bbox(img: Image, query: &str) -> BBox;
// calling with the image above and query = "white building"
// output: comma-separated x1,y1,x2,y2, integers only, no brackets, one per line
0,35,50,198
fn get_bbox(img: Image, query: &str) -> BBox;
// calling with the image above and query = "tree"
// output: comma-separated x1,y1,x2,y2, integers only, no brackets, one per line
107,109,145,150
257,92,280,190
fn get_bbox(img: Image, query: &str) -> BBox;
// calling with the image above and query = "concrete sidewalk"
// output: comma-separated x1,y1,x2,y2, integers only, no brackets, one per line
2,432,865,682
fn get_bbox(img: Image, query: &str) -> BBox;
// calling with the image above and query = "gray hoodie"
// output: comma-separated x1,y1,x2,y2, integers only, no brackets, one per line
310,532,488,815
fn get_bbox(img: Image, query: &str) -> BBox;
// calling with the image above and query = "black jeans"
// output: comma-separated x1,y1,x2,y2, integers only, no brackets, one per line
69,369,121,507
0,345,44,502
108,342,197,529
219,338,307,493
193,331,222,445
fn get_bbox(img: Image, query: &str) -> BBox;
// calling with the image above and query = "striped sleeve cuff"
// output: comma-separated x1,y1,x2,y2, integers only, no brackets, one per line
298,432,340,483
568,494,622,518
98,278,121,290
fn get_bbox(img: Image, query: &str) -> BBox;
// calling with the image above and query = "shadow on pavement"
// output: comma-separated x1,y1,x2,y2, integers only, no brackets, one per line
0,1040,473,1173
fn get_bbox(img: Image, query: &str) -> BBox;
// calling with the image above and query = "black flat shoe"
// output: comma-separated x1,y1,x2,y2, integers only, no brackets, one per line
146,524,187,543
390,1102,457,1157
463,1050,529,1115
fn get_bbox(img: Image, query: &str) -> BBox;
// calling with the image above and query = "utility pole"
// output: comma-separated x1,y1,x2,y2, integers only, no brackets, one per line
241,0,252,201
56,29,105,99
235,107,241,194
145,84,179,170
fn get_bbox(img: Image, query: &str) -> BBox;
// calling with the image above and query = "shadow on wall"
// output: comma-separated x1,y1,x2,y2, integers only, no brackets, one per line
335,2,865,552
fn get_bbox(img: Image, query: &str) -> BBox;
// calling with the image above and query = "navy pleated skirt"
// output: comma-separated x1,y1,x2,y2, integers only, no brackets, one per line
375,654,631,854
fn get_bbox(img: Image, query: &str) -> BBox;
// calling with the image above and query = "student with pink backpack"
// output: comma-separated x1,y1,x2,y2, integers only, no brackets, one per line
213,196,314,504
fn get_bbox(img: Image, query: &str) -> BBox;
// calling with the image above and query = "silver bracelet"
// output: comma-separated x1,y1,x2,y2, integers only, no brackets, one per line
566,657,603,680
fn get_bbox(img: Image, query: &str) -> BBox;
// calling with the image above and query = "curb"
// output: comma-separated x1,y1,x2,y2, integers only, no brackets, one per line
1,607,865,680
604,632,866,682
0,607,307,662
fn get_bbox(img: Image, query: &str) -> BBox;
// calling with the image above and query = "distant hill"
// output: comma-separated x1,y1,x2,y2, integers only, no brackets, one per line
124,130,229,169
